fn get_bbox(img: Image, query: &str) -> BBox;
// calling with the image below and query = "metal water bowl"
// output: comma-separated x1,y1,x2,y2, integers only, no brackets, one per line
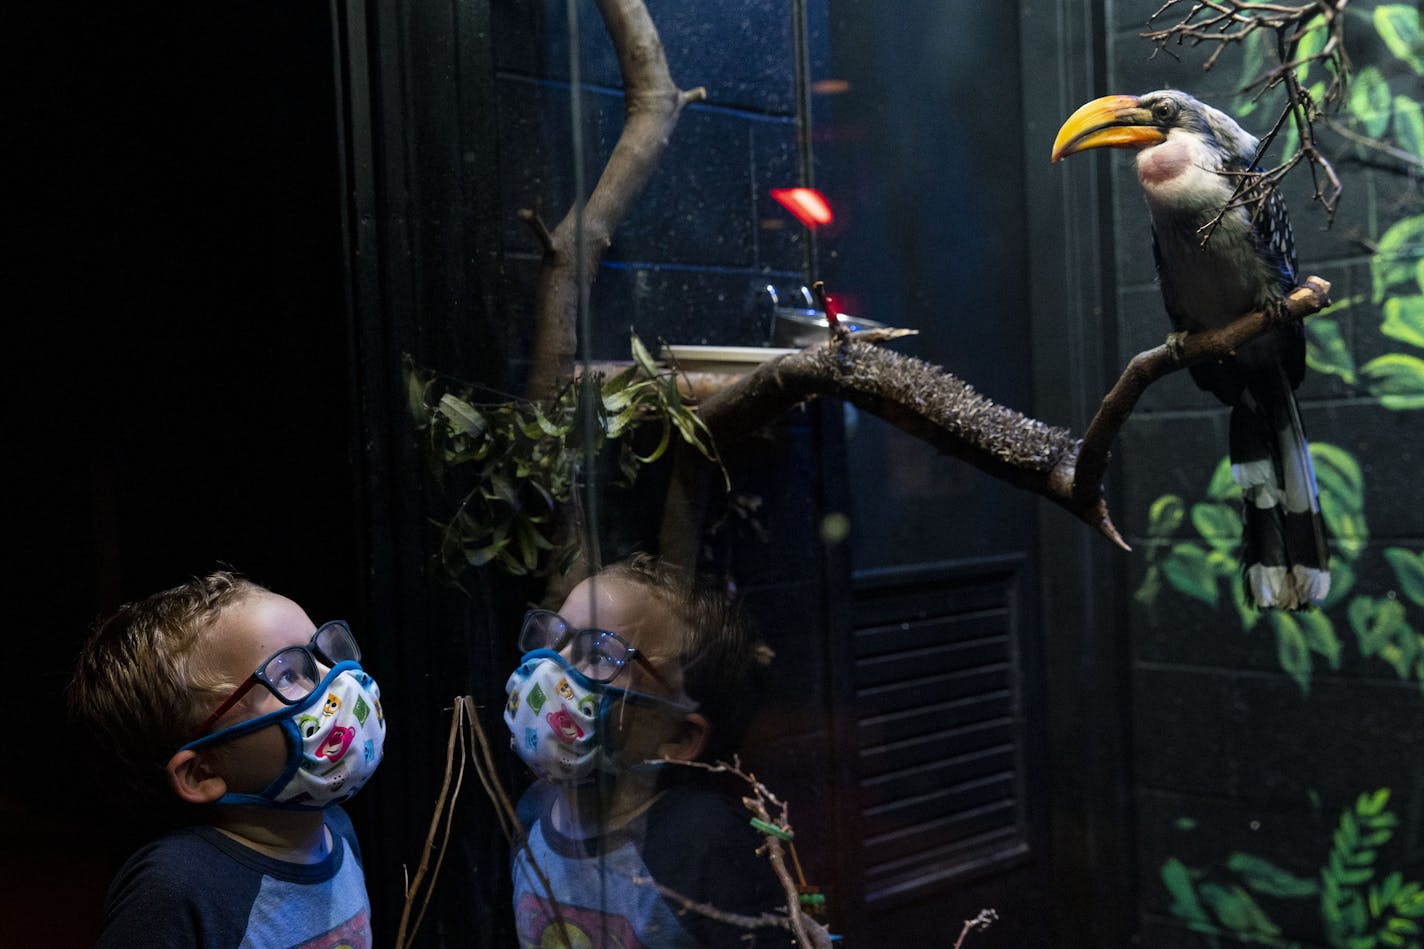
771,307,886,347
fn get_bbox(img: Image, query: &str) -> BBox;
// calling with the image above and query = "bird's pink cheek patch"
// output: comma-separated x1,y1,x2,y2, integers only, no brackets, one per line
1137,143,1192,185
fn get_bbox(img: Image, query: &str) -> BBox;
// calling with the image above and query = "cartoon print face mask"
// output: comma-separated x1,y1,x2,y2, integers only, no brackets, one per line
503,650,692,785
182,663,386,810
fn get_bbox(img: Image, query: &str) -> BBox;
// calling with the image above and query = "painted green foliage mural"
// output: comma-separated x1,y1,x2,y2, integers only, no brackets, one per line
1136,3,1424,695
1150,5,1423,946
1163,790,1423,948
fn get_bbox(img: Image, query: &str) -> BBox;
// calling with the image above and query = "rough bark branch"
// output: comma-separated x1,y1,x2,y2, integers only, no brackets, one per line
660,277,1332,550
523,0,707,402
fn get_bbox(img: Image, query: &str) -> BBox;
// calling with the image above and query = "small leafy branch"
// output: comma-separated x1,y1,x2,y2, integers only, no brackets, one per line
406,337,724,581
1144,0,1353,225
1162,789,1423,948
397,700,853,949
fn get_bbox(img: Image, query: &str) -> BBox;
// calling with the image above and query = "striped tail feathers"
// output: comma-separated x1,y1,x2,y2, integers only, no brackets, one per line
1229,377,1331,610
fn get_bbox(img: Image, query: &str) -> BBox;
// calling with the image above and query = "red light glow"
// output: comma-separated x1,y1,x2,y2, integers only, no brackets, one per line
770,187,834,228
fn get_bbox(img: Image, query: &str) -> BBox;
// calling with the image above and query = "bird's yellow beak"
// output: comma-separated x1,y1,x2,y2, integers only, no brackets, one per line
1050,95,1167,162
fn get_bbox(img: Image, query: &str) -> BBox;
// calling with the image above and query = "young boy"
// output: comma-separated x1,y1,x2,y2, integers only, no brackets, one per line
503,554,796,948
67,569,386,948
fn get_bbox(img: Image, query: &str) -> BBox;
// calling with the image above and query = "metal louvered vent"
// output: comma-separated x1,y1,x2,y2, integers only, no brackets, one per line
850,560,1030,905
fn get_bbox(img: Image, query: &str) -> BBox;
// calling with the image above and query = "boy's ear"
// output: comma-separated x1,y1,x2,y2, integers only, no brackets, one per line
164,749,228,804
658,711,710,763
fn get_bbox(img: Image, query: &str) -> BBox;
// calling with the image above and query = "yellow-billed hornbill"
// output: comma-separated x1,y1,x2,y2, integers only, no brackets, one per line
1051,90,1330,610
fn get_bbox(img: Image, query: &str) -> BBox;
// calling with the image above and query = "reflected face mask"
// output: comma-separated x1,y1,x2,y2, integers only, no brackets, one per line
503,650,691,784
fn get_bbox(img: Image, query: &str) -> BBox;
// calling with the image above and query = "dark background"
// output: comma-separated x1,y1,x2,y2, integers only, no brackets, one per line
9,6,356,944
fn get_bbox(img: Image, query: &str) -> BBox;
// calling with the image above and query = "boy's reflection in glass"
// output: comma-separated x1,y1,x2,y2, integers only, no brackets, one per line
504,555,794,947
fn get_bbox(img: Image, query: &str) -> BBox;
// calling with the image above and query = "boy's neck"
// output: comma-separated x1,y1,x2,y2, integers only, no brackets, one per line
212,807,331,864
553,772,660,839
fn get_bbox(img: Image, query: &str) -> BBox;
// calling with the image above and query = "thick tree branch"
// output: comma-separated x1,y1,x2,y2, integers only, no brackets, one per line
692,338,1120,546
673,277,1332,550
523,0,707,401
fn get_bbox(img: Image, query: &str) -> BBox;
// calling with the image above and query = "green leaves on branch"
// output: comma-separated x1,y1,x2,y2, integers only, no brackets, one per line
406,337,725,580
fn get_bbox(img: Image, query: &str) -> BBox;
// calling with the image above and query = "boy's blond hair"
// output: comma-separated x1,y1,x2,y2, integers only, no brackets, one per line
67,570,264,801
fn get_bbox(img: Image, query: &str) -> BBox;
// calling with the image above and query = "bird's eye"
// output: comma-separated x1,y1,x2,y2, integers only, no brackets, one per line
1152,100,1177,123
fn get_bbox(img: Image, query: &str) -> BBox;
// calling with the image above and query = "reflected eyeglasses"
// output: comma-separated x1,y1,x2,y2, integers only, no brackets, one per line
519,609,677,692
187,620,360,742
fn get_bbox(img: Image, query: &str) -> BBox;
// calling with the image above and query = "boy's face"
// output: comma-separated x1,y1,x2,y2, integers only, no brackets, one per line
557,576,689,760
195,592,325,794
558,576,683,698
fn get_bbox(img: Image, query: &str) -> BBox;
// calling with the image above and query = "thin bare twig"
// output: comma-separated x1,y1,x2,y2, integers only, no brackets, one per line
394,698,468,949
658,757,834,948
398,698,575,949
632,875,817,938
1144,0,1348,229
951,908,999,949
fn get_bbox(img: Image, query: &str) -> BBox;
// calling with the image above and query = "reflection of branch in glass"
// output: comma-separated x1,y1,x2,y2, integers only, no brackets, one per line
656,758,1000,949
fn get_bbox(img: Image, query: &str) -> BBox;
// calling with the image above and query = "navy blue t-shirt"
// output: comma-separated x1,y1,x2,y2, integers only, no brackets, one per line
97,807,371,949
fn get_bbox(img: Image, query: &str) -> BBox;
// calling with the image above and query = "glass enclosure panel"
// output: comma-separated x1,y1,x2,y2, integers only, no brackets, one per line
451,2,1421,946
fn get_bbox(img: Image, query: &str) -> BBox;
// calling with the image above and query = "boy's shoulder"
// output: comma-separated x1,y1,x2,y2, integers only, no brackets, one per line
113,807,360,892
100,811,368,948
100,825,266,948
647,780,749,834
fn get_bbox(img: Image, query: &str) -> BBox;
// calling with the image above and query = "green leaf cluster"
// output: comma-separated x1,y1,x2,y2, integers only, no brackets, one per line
1322,790,1423,949
406,337,724,580
1137,442,1424,691
1162,789,1422,948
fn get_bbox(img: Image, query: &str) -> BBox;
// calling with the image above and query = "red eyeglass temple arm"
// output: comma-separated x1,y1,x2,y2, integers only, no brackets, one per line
187,676,260,743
